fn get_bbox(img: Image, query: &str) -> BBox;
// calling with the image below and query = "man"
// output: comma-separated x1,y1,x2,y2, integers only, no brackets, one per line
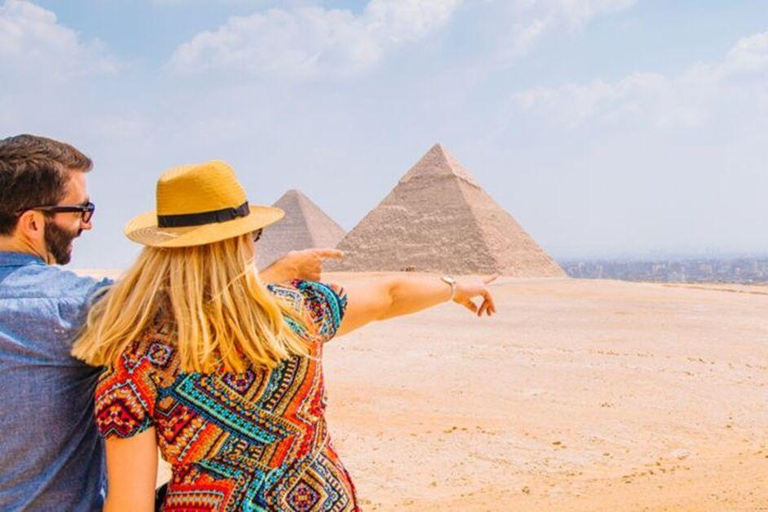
0,134,341,511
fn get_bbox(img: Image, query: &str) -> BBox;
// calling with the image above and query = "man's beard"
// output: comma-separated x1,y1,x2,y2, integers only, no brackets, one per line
44,220,81,265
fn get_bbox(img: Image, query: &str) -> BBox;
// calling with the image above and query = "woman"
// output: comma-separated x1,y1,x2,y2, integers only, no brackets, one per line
72,160,495,512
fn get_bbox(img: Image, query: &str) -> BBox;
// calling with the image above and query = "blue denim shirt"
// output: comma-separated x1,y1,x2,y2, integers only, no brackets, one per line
0,252,112,511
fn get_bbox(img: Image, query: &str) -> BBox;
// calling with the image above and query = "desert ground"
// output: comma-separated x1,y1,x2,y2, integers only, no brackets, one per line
321,275,768,512
80,270,768,511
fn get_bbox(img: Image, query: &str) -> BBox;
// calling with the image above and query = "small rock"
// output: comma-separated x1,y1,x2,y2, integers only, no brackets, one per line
669,449,692,460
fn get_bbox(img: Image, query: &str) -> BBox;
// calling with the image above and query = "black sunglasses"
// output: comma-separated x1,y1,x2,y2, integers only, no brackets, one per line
21,202,96,223
252,228,263,243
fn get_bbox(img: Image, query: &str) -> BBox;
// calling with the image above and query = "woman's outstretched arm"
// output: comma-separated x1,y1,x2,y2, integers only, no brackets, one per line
334,274,497,337
103,429,158,512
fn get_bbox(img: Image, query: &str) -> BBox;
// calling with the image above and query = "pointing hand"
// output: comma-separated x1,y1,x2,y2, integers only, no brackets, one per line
453,275,498,317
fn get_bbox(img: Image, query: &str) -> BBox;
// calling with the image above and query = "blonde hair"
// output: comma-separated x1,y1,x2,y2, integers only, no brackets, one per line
72,234,307,372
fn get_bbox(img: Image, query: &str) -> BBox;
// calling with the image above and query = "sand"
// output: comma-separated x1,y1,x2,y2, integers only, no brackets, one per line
320,275,768,511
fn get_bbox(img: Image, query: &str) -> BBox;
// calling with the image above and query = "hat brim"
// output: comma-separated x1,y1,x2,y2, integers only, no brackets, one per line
124,205,285,248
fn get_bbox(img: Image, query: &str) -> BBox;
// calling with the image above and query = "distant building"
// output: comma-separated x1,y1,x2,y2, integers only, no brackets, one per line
561,257,768,284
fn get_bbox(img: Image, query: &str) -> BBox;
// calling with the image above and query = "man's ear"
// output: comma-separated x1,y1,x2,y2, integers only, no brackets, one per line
15,210,45,242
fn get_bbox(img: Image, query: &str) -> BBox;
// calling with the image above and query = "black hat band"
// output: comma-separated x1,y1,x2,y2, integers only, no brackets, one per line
157,201,250,228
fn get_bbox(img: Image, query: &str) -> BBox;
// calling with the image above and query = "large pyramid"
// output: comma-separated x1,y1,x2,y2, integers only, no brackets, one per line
256,189,346,268
329,144,565,277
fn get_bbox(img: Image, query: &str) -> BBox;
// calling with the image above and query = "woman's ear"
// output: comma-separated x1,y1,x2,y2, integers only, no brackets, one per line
243,234,256,260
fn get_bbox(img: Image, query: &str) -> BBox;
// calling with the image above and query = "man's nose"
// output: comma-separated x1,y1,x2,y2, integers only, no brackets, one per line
81,217,93,231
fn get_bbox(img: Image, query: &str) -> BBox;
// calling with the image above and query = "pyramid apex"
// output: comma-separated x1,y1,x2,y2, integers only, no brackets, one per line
276,189,309,202
400,143,480,187
427,143,450,159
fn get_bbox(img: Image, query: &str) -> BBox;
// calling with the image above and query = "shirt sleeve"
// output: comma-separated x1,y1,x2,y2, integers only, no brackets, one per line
94,344,156,439
292,280,348,343
86,277,114,307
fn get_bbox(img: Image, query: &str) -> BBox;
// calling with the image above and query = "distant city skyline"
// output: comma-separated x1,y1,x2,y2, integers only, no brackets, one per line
1,0,767,268
561,256,768,284
551,246,768,260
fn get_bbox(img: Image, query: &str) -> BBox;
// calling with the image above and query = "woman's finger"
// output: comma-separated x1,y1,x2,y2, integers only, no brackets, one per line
481,288,496,314
462,300,478,314
313,249,344,260
484,275,499,285
483,297,496,317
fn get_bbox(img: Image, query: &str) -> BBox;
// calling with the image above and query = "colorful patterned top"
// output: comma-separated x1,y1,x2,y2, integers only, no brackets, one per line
94,280,358,512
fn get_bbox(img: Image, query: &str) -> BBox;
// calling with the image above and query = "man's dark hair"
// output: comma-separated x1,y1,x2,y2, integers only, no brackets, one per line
0,134,93,235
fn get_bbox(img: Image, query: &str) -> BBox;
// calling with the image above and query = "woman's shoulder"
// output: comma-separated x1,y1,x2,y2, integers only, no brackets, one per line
268,280,347,342
94,335,171,440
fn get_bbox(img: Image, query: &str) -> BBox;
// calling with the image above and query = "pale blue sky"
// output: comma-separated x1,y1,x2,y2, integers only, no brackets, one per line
2,0,767,268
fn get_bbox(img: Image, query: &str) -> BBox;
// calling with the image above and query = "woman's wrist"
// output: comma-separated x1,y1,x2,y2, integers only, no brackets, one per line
440,276,457,302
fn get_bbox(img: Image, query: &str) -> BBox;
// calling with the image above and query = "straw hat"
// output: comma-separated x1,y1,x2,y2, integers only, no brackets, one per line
124,160,284,248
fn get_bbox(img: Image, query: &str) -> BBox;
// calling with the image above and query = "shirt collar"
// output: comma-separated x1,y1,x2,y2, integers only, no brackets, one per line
0,251,46,268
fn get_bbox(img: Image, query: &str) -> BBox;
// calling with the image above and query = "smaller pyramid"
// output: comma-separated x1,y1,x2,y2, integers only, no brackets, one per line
256,190,346,269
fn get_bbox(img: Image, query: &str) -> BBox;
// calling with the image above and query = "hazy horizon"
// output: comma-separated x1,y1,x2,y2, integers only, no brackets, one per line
2,0,767,269
71,248,768,272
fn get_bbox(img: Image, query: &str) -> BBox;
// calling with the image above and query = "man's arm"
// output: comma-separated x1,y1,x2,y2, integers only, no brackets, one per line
258,249,343,284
